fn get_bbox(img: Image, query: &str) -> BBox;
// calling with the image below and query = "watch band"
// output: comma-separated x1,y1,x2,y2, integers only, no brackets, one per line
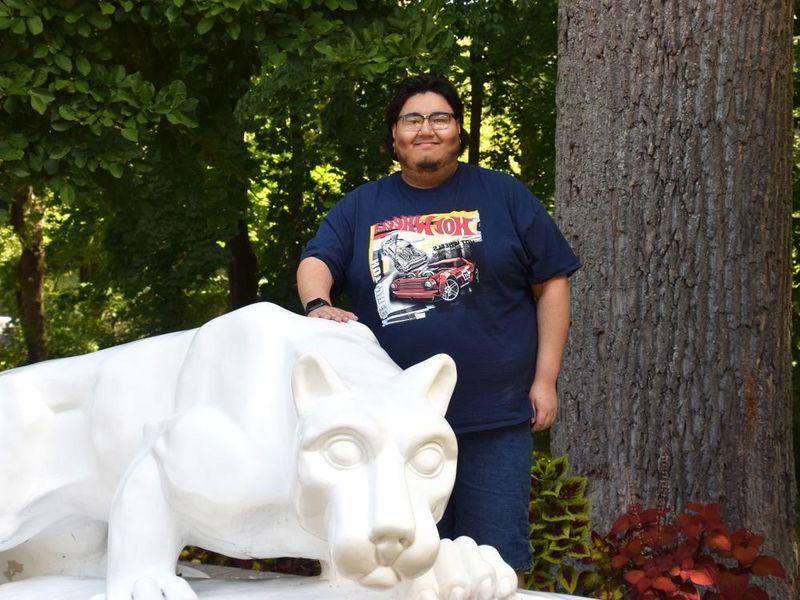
304,298,331,316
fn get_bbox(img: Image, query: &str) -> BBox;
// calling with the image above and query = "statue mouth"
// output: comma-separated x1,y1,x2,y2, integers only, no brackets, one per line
358,565,401,588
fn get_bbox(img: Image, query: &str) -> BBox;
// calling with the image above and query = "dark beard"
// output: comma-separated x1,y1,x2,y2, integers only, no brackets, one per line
415,158,441,172
396,143,460,173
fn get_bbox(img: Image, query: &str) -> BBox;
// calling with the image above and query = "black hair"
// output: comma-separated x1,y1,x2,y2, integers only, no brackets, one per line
384,74,468,160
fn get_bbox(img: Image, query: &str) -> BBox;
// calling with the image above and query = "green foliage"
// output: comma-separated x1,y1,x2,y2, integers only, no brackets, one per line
0,0,201,203
524,453,591,594
443,0,557,201
0,0,385,361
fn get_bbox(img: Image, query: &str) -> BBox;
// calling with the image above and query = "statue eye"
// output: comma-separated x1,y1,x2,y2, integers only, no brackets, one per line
409,443,445,477
323,436,365,469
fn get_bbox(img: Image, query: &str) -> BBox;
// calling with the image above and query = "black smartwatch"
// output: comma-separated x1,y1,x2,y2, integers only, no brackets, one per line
304,298,331,316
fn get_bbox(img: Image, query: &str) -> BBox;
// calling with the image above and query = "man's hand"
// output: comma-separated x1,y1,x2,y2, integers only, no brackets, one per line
307,305,358,323
529,379,557,432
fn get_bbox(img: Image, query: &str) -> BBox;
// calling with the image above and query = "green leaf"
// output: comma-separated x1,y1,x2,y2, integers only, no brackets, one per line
99,2,115,15
165,5,180,22
54,53,72,72
49,145,71,159
32,44,48,58
173,0,186,6
10,165,30,177
558,477,588,502
0,146,24,160
556,565,578,594
165,111,198,128
87,13,112,30
1,97,17,115
545,455,569,480
53,78,72,91
60,183,75,204
226,22,240,40
27,15,43,35
197,17,214,35
58,104,78,120
75,56,91,76
29,90,54,115
43,159,59,175
314,42,333,57
107,162,123,178
74,79,89,93
120,124,138,142
568,542,591,559
11,18,26,34
269,51,286,67
339,0,357,9
51,120,73,131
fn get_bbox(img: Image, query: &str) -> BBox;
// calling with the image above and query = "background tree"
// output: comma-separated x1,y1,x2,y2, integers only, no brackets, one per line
0,0,194,361
554,1,797,597
0,0,370,359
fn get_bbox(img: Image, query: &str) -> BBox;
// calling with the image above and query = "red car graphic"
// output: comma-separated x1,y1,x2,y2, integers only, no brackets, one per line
389,257,478,303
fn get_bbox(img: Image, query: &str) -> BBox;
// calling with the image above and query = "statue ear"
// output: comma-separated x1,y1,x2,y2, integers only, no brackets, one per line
292,353,348,416
399,354,457,417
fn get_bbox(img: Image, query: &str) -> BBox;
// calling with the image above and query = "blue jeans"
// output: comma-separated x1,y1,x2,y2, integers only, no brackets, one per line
436,421,533,571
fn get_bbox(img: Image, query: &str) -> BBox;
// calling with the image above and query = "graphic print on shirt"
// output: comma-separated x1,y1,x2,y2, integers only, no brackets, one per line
369,210,482,326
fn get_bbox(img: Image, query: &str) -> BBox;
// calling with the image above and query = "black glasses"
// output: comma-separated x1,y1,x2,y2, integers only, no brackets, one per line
397,112,455,132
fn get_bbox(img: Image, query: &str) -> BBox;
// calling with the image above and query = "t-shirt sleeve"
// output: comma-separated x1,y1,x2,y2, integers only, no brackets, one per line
300,196,355,298
513,185,581,285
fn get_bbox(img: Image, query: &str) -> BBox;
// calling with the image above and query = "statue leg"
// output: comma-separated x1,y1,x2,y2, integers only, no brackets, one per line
106,450,196,600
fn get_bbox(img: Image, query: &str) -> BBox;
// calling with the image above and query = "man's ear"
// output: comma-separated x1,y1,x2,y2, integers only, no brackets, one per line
292,353,348,417
396,354,457,417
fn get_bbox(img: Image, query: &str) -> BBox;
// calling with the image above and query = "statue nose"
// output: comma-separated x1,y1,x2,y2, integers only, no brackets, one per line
372,533,411,566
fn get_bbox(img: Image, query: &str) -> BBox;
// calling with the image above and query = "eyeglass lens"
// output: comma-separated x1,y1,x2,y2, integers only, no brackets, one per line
400,113,452,131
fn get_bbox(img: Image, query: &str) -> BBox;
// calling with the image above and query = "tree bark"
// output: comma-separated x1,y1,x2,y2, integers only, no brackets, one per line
9,186,48,364
554,1,797,597
226,217,258,310
468,43,484,165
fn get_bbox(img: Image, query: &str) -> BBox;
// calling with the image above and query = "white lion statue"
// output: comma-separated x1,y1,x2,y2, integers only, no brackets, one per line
0,303,517,599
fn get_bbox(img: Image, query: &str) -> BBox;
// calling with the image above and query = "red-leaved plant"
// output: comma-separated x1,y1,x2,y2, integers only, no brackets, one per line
578,503,785,600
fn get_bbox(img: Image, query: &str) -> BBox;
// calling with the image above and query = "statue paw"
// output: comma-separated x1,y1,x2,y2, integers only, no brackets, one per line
109,574,198,600
407,537,517,599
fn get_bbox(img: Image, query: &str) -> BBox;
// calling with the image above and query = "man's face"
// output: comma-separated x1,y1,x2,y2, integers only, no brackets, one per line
391,92,462,173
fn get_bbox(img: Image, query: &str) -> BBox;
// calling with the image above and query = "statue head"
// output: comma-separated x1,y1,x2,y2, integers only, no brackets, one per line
291,352,458,587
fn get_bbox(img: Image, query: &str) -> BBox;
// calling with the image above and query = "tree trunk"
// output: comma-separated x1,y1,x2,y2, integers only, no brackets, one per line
226,217,258,310
9,186,48,364
468,43,484,165
554,1,797,597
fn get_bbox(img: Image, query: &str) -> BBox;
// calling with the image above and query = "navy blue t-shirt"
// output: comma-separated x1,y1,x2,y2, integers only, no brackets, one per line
301,163,580,433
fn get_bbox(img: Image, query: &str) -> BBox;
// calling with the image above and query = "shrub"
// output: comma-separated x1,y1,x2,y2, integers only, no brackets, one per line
578,502,786,600
525,453,592,594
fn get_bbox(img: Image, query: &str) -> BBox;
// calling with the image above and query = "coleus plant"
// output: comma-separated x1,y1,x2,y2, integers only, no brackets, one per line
578,502,786,599
525,453,592,594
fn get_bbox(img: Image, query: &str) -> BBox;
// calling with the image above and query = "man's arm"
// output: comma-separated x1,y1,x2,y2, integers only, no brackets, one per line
296,257,357,322
529,275,571,432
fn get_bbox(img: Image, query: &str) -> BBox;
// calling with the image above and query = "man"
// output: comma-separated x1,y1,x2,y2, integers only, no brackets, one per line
296,74,579,583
